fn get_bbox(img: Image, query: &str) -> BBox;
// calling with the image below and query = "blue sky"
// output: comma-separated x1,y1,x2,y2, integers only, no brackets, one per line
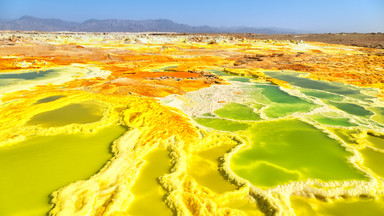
0,0,383,33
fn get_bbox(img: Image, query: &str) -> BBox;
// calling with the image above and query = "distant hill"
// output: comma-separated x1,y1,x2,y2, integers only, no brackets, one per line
0,16,296,34
0,16,78,31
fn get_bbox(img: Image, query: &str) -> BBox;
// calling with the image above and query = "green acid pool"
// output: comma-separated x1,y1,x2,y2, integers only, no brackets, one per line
301,89,344,101
230,119,366,188
311,115,358,127
194,118,250,132
263,71,375,102
0,125,126,216
228,77,251,82
328,101,373,118
251,85,317,118
214,103,261,121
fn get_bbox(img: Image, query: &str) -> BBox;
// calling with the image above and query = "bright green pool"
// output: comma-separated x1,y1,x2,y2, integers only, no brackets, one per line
230,119,366,188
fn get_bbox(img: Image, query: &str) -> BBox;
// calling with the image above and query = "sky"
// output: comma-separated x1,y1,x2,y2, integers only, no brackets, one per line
0,0,383,33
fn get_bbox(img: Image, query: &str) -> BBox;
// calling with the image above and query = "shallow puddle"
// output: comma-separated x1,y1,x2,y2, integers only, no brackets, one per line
311,115,357,127
27,100,105,127
328,101,373,118
291,196,384,216
214,103,261,121
230,120,366,188
365,134,384,150
368,107,384,125
0,69,57,81
0,68,70,89
256,85,305,104
189,145,237,194
252,85,317,118
194,118,250,132
0,125,126,216
228,77,251,82
35,95,66,104
264,103,317,118
151,65,178,72
264,71,375,102
329,128,357,146
209,69,231,77
127,148,172,216
301,89,344,101
359,147,384,177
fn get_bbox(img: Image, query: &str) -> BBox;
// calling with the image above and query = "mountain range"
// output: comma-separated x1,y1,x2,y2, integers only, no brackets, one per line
0,16,296,34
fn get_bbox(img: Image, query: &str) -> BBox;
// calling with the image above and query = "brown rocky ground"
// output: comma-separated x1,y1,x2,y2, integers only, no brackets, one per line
243,33,384,49
193,33,384,49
